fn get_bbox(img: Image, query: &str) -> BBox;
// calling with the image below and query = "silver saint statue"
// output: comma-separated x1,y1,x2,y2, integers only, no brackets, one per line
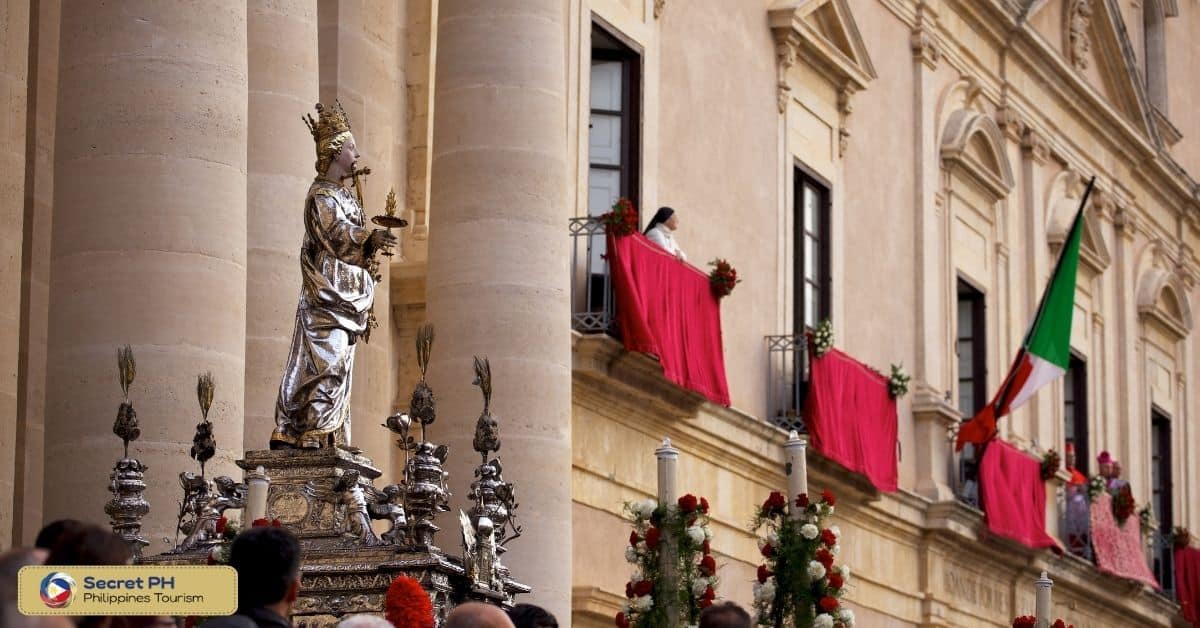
271,102,396,450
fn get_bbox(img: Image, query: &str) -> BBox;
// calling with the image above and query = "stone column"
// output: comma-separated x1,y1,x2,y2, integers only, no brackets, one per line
426,0,570,618
244,0,318,450
0,0,30,548
46,2,248,554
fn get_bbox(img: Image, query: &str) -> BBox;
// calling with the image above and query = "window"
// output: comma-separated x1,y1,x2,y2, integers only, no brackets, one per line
795,168,831,331
1063,355,1089,475
589,25,640,217
956,280,987,418
1152,407,1174,589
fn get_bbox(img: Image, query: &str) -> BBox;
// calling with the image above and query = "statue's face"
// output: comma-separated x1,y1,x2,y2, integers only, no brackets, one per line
334,135,360,173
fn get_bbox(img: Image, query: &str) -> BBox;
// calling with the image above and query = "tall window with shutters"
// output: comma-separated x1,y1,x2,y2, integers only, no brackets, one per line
1063,355,1089,475
795,167,831,332
956,280,987,419
1151,407,1174,590
589,25,640,220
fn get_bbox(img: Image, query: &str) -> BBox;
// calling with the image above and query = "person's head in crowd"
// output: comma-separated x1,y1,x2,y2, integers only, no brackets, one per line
1112,459,1123,479
507,604,557,628
1064,441,1076,470
1097,450,1113,478
643,207,678,234
336,615,393,628
698,602,752,628
444,602,515,628
45,524,132,567
228,527,302,617
1,547,49,627
35,519,87,551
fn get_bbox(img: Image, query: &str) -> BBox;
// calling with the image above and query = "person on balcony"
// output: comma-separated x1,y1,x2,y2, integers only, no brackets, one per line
1063,441,1090,557
1064,441,1086,485
644,207,686,261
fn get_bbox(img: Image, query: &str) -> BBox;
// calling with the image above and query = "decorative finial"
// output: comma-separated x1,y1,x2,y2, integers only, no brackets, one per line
191,373,216,477
197,372,215,421
117,345,136,400
472,356,500,463
409,325,437,441
113,346,140,459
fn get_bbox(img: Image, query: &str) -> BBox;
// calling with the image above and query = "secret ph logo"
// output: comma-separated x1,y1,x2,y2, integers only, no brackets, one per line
40,572,76,609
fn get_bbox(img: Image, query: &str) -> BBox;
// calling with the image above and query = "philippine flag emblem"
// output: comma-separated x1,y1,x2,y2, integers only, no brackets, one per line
39,572,76,609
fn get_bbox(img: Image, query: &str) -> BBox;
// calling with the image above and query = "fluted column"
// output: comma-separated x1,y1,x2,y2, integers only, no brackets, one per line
426,0,570,618
46,2,248,554
0,0,30,548
244,0,318,450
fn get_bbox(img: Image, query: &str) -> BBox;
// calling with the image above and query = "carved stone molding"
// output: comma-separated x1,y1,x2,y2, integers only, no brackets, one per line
774,32,799,114
653,0,665,19
1019,127,1049,164
1066,0,1093,72
911,25,940,69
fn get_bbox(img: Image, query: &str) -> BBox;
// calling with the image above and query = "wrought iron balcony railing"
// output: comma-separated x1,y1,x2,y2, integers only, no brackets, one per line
569,217,614,334
1150,529,1176,598
765,334,808,433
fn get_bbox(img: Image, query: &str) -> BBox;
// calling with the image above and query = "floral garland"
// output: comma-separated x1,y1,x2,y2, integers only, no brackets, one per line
887,364,910,399
751,489,853,628
601,198,640,237
617,495,718,628
1039,450,1061,481
1012,617,1073,628
1174,526,1193,550
708,259,741,298
812,320,834,358
1112,484,1136,526
1085,475,1107,503
1137,504,1155,538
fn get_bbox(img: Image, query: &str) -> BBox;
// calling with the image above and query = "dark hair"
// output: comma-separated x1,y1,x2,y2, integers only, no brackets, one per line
508,603,558,628
643,207,675,234
699,602,752,628
228,527,301,610
45,524,131,566
35,519,87,550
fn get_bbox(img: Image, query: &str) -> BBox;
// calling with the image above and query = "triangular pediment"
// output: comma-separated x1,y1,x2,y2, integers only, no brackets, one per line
769,0,876,91
1064,0,1156,141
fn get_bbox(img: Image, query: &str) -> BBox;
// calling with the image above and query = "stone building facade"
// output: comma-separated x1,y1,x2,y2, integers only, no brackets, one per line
2,1,1198,626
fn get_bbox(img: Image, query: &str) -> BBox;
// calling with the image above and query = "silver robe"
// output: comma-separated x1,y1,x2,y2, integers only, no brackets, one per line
271,179,375,449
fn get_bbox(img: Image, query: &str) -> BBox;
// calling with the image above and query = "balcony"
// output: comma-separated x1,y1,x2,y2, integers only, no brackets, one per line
765,334,808,434
569,216,614,335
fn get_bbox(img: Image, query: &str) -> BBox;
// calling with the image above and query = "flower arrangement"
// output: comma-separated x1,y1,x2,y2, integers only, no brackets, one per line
618,495,718,628
1012,617,1073,628
1174,526,1193,550
812,320,834,358
385,575,435,628
1112,484,1136,526
1040,450,1061,481
1086,475,1107,503
601,198,640,237
708,259,741,298
751,489,853,628
885,364,909,399
1137,504,1155,538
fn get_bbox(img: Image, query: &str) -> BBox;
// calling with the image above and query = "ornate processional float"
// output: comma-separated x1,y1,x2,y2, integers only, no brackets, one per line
103,102,528,626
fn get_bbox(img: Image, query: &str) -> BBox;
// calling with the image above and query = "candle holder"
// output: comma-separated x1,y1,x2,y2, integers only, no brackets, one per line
106,345,150,559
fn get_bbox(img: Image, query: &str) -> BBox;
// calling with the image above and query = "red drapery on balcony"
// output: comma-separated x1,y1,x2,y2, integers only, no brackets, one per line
607,233,730,406
1177,546,1200,625
979,440,1060,550
1089,492,1159,588
804,348,898,492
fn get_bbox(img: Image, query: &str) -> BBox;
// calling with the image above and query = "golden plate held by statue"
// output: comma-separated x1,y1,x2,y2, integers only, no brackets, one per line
371,215,408,228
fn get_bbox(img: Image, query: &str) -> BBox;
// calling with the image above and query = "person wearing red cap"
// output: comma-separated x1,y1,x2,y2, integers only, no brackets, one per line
1064,442,1087,486
1064,440,1090,557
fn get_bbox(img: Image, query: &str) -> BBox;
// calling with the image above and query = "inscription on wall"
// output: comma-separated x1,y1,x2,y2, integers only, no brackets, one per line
942,566,1010,616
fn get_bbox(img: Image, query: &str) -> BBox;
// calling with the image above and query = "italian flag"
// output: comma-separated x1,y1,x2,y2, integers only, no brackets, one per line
955,178,1094,450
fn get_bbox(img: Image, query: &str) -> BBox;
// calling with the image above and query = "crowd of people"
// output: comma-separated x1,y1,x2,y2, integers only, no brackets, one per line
1,523,754,628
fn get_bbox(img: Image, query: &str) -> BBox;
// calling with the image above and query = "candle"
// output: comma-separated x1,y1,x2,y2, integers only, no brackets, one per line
655,438,679,506
245,466,271,524
785,431,808,519
1034,571,1053,628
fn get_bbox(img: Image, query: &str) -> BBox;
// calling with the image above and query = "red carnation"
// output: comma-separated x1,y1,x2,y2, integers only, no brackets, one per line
698,599,713,609
625,581,635,598
615,612,630,628
1012,617,1036,628
385,575,435,628
252,518,270,527
703,586,716,601
633,580,653,597
215,516,227,535
819,596,839,613
815,548,834,569
761,543,775,558
762,491,787,514
271,518,283,528
701,540,711,555
757,565,773,583
678,494,699,513
699,497,710,513
821,528,837,546
828,573,844,589
630,531,641,546
700,554,717,576
821,489,836,506
796,493,810,508
645,527,662,549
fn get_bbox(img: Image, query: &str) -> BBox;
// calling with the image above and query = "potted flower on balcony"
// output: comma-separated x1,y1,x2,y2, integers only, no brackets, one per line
600,198,640,237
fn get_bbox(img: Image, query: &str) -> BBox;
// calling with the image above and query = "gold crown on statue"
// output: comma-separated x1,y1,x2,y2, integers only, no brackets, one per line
303,101,353,144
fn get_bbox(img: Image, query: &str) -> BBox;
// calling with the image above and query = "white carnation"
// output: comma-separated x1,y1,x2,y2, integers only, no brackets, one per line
634,499,658,519
625,546,639,563
800,524,820,540
752,579,776,603
813,614,834,628
692,579,708,597
703,525,713,541
686,526,706,545
631,595,653,612
631,569,643,582
757,531,778,550
807,560,826,580
839,565,851,582
830,525,842,537
621,603,631,615
839,609,855,626
831,544,840,556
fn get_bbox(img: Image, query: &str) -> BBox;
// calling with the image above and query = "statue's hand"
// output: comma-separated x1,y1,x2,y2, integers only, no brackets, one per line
369,229,397,253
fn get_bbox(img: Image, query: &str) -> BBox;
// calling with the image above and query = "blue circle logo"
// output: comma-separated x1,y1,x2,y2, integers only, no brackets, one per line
39,571,75,608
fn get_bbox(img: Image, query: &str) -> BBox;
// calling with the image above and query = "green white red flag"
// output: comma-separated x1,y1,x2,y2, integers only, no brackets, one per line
955,178,1094,450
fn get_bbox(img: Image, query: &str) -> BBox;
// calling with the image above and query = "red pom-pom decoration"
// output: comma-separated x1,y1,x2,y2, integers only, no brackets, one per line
819,596,838,613
385,575,435,628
